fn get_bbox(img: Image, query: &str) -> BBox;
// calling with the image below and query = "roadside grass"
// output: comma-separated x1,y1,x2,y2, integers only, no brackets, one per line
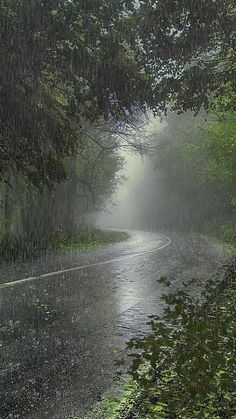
0,227,129,262
69,380,139,419
198,221,236,253
218,222,236,253
57,229,129,254
80,259,236,419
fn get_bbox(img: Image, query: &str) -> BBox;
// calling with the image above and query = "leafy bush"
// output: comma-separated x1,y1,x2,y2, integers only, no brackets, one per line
220,223,236,247
116,262,236,418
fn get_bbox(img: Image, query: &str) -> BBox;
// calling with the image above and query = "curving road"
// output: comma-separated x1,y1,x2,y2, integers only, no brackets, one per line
0,231,230,418
0,232,170,290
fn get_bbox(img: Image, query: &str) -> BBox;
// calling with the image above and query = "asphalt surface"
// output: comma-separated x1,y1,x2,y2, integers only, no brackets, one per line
0,231,231,419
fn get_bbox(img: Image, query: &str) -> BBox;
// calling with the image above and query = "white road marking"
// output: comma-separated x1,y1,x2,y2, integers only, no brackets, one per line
0,234,171,290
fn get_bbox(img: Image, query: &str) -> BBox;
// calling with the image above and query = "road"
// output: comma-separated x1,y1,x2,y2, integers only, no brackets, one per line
0,231,230,418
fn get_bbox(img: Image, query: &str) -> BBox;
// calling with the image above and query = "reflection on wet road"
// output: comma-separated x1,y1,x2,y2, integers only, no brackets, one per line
0,231,229,418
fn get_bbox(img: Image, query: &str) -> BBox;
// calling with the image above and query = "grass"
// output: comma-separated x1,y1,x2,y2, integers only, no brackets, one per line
69,380,138,419
198,221,236,253
218,222,236,253
57,228,129,254
0,227,129,262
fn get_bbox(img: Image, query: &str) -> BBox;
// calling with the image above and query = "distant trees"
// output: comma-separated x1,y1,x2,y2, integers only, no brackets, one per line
130,110,236,239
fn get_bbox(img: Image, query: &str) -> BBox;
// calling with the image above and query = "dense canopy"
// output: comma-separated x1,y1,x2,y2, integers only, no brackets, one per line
0,0,235,185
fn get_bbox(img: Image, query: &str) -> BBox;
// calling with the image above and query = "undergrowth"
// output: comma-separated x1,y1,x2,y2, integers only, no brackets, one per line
0,227,129,262
57,228,129,253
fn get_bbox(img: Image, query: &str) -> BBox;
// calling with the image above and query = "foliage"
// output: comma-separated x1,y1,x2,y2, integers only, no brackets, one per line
82,381,140,419
139,0,236,114
143,110,236,238
57,229,129,254
0,0,153,186
197,113,236,193
114,261,236,418
220,222,236,248
0,0,235,185
0,122,126,260
0,225,129,262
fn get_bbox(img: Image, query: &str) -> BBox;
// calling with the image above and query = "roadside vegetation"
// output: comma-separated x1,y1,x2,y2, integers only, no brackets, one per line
0,227,129,262
127,104,236,251
120,262,236,419
58,228,129,254
153,109,236,248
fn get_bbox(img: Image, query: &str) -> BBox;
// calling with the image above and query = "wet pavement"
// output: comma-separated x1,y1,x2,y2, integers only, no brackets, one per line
0,231,231,418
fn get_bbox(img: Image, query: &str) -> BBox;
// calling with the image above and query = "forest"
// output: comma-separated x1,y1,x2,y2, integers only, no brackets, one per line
0,1,235,418
124,109,236,244
0,0,235,258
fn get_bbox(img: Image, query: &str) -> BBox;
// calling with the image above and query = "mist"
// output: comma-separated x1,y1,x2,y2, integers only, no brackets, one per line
97,111,235,237
97,116,163,230
0,2,235,418
97,152,145,229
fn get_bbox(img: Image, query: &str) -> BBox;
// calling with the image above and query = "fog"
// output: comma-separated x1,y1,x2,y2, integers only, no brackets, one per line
97,152,144,228
97,116,164,230
97,111,235,235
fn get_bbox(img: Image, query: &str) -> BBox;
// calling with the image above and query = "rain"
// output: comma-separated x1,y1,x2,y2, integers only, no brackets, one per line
0,1,235,418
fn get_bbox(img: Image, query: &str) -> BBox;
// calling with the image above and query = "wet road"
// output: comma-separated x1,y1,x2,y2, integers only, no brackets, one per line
0,231,230,418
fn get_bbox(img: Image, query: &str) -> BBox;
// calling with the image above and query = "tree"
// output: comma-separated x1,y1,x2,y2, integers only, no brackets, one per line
0,121,125,255
0,0,235,187
134,110,236,232
0,0,154,187
138,0,236,113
